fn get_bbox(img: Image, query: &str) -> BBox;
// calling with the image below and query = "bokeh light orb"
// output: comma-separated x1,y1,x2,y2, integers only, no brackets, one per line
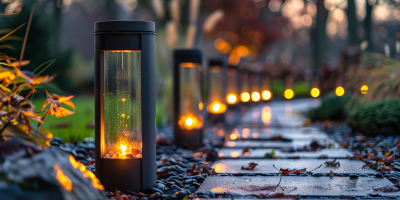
310,87,320,98
335,86,345,96
284,89,294,99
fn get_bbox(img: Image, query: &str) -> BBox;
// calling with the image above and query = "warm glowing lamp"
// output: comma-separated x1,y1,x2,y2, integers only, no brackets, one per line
94,21,156,192
335,86,345,96
173,49,204,147
310,87,320,98
239,69,251,103
207,58,227,123
361,85,368,94
261,73,272,101
284,89,294,99
284,73,295,99
226,65,239,108
250,71,261,102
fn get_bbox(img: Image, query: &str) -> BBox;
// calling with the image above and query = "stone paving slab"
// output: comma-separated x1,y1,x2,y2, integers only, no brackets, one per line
212,159,376,174
223,140,339,148
218,148,352,159
197,176,400,196
230,127,329,141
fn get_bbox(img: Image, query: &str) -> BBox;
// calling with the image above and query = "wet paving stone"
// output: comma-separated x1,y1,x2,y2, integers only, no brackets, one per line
223,140,338,148
212,159,377,174
218,148,352,159
197,176,400,196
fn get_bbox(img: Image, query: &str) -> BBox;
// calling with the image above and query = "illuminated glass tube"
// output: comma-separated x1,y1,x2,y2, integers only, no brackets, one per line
250,71,261,102
178,62,203,130
207,59,227,116
240,69,250,103
226,65,239,106
261,72,272,101
103,50,142,159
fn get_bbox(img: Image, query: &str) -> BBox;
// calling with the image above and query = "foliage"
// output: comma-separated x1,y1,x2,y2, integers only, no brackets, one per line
0,2,74,146
343,53,400,106
0,1,74,92
308,93,351,121
270,80,311,97
347,99,400,137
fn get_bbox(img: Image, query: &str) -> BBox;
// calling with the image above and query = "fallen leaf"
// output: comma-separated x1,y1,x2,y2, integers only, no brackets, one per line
241,162,258,170
372,186,399,193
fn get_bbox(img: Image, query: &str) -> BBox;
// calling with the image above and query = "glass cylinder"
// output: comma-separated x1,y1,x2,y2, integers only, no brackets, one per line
240,70,250,102
226,67,239,105
208,66,227,114
102,50,142,159
261,73,272,101
250,72,261,102
178,62,203,130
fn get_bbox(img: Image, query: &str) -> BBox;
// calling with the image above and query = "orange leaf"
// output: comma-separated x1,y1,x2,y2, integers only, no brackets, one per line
50,106,75,118
62,100,75,110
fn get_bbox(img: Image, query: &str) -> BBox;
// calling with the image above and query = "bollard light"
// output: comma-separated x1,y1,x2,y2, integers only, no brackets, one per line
226,65,239,107
335,86,345,96
207,58,227,123
173,49,204,147
239,69,251,103
361,85,368,94
250,71,261,102
94,20,156,192
284,73,295,99
310,75,320,98
261,72,272,101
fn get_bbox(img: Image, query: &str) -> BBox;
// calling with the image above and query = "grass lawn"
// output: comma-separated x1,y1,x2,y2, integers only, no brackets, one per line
32,96,95,143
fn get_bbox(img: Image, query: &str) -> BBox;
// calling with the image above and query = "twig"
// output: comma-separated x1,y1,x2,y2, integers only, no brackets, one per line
19,0,36,68
307,164,323,173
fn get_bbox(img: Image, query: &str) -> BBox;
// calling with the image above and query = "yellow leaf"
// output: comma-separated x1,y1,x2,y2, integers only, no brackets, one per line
62,99,75,110
50,107,75,118
41,100,51,112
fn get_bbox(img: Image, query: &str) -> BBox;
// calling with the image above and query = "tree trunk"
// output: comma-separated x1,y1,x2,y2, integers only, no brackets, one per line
347,0,358,45
364,0,373,51
312,0,329,70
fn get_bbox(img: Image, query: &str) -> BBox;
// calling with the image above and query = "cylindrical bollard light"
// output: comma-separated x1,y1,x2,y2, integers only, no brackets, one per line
226,65,240,108
173,49,204,147
239,68,251,103
250,71,261,102
94,20,156,192
261,72,272,101
207,58,227,123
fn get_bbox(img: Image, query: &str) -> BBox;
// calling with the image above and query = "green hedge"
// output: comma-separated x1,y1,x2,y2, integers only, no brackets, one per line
308,93,351,121
347,99,400,136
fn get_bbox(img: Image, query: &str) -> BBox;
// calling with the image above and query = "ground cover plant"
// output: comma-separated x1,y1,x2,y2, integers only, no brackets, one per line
347,99,400,137
308,92,351,121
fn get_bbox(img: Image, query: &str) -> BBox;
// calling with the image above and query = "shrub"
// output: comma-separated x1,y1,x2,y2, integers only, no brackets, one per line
347,99,400,136
308,93,351,121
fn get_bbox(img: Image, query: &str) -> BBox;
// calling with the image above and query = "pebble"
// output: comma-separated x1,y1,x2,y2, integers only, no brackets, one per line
149,192,161,200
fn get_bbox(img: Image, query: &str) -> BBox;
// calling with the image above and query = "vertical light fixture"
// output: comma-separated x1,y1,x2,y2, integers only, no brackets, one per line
250,71,261,102
284,73,295,99
239,68,251,103
226,65,239,108
94,21,156,192
207,58,227,123
261,72,272,101
173,49,204,147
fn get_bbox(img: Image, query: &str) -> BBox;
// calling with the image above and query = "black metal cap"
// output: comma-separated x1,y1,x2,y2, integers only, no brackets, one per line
208,58,226,67
94,20,155,33
173,49,202,63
